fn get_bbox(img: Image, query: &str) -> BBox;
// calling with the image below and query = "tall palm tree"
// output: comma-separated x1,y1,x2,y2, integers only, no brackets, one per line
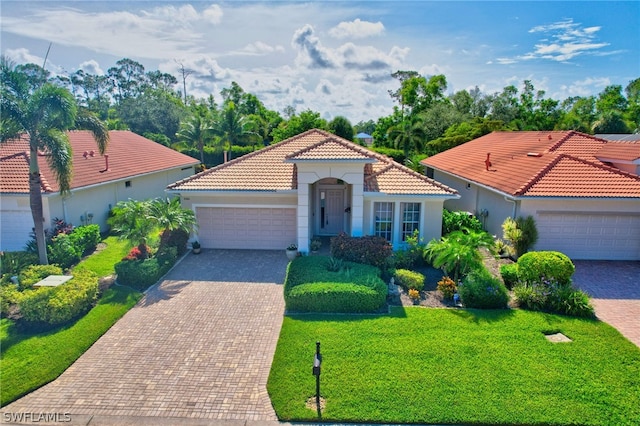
1,57,109,264
174,113,214,165
215,101,257,160
386,114,426,157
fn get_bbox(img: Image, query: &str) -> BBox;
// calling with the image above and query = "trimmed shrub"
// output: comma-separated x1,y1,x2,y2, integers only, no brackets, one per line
155,246,178,268
458,267,509,309
517,251,575,286
68,225,101,256
18,265,64,290
159,228,190,255
48,234,81,269
442,210,483,235
0,283,24,317
330,233,392,268
500,263,519,289
18,269,99,326
284,256,386,313
394,269,425,291
115,258,166,290
437,276,457,299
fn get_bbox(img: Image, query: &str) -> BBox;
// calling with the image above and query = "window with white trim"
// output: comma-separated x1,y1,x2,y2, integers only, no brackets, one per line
374,202,394,241
401,202,420,241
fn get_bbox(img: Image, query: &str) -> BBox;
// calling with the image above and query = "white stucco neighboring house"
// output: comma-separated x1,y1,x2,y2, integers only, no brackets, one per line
168,129,459,252
421,131,640,260
0,130,199,251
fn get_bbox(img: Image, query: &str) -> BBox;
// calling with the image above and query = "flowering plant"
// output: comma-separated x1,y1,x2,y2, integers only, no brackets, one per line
408,288,420,301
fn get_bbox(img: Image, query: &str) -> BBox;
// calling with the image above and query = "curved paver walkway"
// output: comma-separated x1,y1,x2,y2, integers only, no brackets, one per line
2,250,288,422
573,261,640,347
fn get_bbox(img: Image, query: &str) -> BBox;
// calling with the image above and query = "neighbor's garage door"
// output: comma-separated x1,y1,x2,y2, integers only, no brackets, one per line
536,212,640,260
0,211,34,251
196,207,296,250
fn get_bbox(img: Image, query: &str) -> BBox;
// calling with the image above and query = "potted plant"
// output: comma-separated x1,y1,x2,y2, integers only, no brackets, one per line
310,237,322,253
192,240,201,254
286,244,298,261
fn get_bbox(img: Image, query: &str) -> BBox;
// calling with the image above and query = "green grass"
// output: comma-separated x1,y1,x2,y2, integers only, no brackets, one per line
1,285,141,405
72,236,130,277
268,307,640,425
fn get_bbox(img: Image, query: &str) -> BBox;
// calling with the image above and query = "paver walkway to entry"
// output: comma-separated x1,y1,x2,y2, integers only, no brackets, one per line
3,250,288,422
573,261,640,347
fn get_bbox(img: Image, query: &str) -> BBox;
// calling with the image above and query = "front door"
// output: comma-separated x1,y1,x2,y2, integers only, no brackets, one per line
319,188,345,235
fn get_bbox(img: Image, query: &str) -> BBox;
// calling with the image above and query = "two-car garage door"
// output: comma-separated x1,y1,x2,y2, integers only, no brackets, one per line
536,212,640,260
196,207,296,250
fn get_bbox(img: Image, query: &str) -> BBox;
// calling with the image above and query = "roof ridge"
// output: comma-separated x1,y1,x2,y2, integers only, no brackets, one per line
285,136,377,160
366,161,458,194
515,154,565,196
0,151,29,162
571,154,640,181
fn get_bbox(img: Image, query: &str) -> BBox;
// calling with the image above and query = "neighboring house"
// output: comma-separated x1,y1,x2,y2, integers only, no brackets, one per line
355,132,374,146
0,130,199,251
168,129,458,252
421,131,640,260
596,134,640,142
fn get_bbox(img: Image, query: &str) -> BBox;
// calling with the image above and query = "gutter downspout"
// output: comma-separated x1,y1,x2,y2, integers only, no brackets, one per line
504,196,517,219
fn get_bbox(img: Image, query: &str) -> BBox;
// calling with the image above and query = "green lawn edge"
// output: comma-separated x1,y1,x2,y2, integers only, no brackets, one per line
267,307,640,425
1,285,142,406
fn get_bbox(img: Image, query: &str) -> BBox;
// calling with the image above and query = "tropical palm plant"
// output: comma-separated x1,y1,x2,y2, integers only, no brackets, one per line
214,101,257,160
386,114,426,157
148,197,197,243
107,199,155,259
1,57,109,264
174,113,214,165
425,229,495,283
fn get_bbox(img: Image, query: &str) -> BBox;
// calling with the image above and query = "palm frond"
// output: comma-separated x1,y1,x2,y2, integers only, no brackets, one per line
41,129,73,194
75,108,109,155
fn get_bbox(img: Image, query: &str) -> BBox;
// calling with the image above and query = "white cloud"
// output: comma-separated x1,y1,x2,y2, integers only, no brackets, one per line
4,48,44,66
79,59,103,75
499,18,613,64
202,4,224,24
233,41,286,56
329,19,384,39
556,76,611,98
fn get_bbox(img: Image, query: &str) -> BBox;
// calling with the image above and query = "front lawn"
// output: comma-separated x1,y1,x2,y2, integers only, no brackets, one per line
72,236,130,277
0,285,141,405
268,307,640,425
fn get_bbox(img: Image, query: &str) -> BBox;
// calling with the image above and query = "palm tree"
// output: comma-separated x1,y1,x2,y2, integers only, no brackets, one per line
386,114,426,157
108,199,155,259
174,113,214,165
425,230,495,283
1,57,109,264
215,101,257,160
148,197,197,244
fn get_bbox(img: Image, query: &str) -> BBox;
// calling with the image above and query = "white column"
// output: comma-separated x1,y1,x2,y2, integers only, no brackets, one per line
350,183,364,236
297,183,310,252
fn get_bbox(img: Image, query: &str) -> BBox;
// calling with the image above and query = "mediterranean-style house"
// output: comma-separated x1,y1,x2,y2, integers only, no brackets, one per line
421,131,640,260
0,130,199,251
168,129,459,252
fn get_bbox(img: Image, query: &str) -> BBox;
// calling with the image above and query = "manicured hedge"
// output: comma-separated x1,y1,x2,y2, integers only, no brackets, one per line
499,263,519,289
394,269,425,291
18,265,64,290
330,233,392,268
517,251,575,285
115,258,169,290
18,269,99,326
284,256,386,313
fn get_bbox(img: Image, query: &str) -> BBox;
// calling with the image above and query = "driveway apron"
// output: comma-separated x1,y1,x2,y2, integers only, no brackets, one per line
2,250,288,421
573,261,640,347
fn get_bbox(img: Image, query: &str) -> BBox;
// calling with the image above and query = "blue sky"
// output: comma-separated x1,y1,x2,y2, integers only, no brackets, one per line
1,1,638,122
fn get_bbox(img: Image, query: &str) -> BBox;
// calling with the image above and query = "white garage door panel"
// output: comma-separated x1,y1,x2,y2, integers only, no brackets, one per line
196,207,296,250
537,212,640,260
0,211,34,251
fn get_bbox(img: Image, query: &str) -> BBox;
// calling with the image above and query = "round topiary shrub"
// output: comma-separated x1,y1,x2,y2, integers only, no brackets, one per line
394,269,425,291
18,264,64,290
517,251,575,285
459,268,510,309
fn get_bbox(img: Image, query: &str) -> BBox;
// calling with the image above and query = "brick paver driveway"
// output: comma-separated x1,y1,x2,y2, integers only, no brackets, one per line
573,261,640,347
2,250,288,422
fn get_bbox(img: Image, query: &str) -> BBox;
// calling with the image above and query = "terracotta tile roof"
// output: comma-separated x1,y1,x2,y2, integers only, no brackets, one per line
0,131,198,194
595,142,640,162
422,131,640,198
169,129,457,196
